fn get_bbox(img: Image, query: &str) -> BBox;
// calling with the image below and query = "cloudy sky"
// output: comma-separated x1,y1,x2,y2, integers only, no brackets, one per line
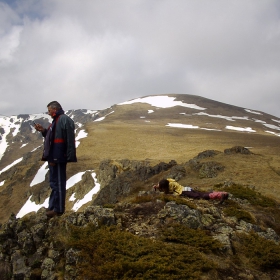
1,0,280,117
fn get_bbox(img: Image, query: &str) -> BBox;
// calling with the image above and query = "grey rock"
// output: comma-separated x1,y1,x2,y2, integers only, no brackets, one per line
158,201,202,229
11,250,30,278
41,258,55,280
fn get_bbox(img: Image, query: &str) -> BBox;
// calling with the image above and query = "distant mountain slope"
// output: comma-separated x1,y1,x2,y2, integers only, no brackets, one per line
116,94,280,135
0,94,280,223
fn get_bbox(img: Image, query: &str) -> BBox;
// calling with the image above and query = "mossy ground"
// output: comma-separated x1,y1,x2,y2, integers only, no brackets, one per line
67,224,217,280
220,184,280,235
4,182,279,280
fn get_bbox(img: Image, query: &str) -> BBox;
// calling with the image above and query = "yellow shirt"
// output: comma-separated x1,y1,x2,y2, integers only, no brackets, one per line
167,178,183,195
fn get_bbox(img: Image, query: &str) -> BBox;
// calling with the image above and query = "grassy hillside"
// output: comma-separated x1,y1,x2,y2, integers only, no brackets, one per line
1,95,280,279
1,94,280,224
77,110,280,201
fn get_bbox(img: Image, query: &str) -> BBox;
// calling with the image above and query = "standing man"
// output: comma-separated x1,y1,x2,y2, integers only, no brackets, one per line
34,101,77,218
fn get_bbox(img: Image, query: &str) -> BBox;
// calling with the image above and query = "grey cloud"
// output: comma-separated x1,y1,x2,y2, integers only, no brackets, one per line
0,0,280,117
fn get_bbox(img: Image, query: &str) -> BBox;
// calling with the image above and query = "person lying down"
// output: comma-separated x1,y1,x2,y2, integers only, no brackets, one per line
153,178,229,203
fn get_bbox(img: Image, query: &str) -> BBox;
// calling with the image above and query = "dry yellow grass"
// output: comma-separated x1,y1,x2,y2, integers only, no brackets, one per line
1,95,280,223
76,115,280,201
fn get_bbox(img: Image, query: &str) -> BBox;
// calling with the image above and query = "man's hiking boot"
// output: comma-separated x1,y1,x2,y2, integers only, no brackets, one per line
46,210,63,218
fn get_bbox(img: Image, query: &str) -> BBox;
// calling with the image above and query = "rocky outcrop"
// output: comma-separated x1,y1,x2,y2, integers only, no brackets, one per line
193,149,221,160
188,159,225,178
0,148,279,279
224,146,252,155
93,159,177,205
0,206,117,280
0,190,279,279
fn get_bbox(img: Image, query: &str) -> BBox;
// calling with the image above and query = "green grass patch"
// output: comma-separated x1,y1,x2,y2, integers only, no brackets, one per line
67,224,216,280
0,260,11,280
102,203,116,209
130,193,197,209
224,184,277,207
223,200,255,223
257,207,280,236
236,232,280,270
224,207,255,223
220,185,280,233
160,224,222,253
130,194,156,204
159,194,197,209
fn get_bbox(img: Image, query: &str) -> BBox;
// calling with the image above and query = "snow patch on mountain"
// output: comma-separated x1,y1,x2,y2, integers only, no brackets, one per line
30,162,48,187
263,123,280,131
70,172,100,211
75,130,88,148
94,110,114,122
16,196,49,218
2,95,280,220
226,126,256,132
266,131,280,137
17,169,98,218
0,157,23,174
194,112,249,121
118,96,206,110
245,109,262,115
167,123,199,129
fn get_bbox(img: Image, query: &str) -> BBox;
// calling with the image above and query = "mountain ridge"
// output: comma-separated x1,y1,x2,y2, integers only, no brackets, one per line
0,93,280,223
1,94,280,279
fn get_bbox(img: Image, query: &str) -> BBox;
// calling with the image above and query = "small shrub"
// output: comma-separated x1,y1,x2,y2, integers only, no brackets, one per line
131,193,197,209
237,232,280,270
213,183,224,188
0,260,11,280
255,196,277,208
223,199,255,223
30,268,43,279
160,224,222,253
223,185,280,233
102,203,115,209
130,202,163,216
225,184,277,207
223,206,255,224
159,194,197,209
130,194,155,204
67,224,216,279
258,207,280,236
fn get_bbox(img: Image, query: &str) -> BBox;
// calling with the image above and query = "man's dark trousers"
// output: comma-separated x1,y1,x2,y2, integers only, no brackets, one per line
48,162,67,214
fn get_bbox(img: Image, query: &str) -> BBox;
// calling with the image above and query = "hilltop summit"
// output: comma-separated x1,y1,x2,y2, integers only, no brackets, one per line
0,94,280,223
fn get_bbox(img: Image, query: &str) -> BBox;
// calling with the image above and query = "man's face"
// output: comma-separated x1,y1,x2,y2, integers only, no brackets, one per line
47,106,57,118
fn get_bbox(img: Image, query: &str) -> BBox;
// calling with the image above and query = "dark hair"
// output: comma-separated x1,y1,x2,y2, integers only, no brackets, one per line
47,101,62,110
158,179,170,194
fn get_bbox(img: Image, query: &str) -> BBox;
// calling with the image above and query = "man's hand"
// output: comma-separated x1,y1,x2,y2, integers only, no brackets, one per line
34,123,44,132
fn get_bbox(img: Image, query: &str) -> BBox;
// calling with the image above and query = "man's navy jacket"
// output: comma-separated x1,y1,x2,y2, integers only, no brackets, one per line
42,110,77,163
